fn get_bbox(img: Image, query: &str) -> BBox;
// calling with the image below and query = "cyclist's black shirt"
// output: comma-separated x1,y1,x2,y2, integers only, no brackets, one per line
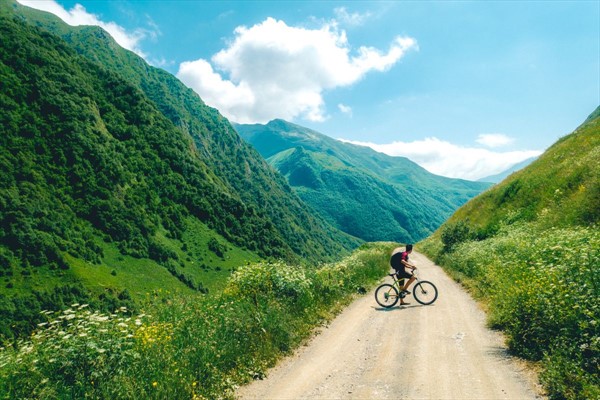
390,251,408,271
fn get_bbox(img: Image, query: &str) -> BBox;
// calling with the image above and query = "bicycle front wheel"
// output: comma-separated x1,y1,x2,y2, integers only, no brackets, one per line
413,281,438,305
375,283,399,308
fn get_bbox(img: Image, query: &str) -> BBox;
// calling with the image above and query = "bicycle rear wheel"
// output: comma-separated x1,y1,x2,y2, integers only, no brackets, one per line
375,283,399,308
413,281,438,305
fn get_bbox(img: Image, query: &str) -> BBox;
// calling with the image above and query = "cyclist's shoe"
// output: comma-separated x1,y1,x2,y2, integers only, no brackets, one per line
401,290,411,295
400,302,411,306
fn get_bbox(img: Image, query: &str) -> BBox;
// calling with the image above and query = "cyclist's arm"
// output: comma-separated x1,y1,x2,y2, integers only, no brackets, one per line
401,259,417,270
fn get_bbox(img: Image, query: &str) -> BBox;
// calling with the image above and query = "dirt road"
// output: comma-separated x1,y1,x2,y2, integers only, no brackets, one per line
236,252,545,400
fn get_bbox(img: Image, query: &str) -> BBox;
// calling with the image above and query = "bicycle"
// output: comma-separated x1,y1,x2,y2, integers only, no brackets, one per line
375,269,438,308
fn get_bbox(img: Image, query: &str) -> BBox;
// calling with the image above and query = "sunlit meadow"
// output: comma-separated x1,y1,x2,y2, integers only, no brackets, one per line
0,242,393,399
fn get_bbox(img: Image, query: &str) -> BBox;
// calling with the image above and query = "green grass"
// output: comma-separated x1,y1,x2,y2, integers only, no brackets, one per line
447,112,599,233
0,242,395,400
177,218,261,292
1,217,259,300
420,221,599,400
67,246,196,301
0,216,261,341
68,218,262,300
418,108,600,400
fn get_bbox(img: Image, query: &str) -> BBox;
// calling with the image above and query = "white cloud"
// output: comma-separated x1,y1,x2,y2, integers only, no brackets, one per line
339,137,542,181
177,17,417,124
476,133,515,148
338,104,352,115
333,7,372,27
16,0,153,58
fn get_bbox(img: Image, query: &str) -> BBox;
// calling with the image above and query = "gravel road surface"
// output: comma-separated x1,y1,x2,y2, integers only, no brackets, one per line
236,252,545,400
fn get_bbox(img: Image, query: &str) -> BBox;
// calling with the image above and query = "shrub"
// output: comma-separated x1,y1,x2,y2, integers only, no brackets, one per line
440,220,473,252
421,222,600,400
0,243,395,400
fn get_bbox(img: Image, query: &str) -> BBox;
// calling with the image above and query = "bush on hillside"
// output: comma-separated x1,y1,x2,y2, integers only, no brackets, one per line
440,220,474,252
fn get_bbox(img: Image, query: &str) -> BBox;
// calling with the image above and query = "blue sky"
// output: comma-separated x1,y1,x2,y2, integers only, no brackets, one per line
17,1,600,180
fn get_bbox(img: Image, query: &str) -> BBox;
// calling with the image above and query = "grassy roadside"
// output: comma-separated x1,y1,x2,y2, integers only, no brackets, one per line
419,221,599,400
0,242,395,399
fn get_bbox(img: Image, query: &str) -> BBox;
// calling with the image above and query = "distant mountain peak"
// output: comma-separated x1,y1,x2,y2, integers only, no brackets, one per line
236,120,491,242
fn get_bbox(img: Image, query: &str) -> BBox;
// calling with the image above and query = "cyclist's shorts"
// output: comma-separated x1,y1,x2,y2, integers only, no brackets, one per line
395,269,412,280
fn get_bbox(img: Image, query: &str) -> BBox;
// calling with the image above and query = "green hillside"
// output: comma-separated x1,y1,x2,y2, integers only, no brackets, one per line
7,0,359,261
477,156,537,183
445,109,599,232
420,107,600,400
0,2,359,340
236,119,490,242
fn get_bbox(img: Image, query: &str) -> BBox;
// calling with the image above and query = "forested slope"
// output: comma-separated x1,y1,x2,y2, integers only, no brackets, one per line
0,2,359,339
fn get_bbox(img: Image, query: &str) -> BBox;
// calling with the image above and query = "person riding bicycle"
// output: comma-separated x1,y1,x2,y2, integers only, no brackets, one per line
390,244,417,305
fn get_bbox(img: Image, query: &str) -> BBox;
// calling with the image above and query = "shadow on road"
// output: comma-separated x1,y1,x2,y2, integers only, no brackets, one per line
372,303,433,311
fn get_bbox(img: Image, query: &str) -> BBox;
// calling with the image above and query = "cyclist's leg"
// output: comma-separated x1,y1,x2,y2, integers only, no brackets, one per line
402,275,416,291
398,269,414,291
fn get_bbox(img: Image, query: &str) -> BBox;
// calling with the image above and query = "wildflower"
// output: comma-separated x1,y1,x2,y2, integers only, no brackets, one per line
152,382,158,388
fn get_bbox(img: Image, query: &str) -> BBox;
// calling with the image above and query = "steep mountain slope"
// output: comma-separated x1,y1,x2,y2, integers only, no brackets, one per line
236,119,491,242
477,156,537,183
445,106,599,233
7,0,359,261
0,3,359,338
420,107,600,399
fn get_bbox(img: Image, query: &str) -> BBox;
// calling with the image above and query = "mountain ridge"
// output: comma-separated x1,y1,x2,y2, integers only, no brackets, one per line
236,119,491,242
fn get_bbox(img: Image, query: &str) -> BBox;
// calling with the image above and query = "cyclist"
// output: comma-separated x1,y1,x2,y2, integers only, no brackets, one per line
390,244,417,305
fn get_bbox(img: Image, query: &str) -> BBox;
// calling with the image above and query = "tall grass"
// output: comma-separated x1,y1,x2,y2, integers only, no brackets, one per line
420,222,599,400
0,242,393,399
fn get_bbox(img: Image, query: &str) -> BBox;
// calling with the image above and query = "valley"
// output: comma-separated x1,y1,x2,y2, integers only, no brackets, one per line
0,1,598,399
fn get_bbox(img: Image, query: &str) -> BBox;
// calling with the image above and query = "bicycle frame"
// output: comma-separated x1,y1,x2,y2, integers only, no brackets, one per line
375,269,438,307
389,269,420,290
